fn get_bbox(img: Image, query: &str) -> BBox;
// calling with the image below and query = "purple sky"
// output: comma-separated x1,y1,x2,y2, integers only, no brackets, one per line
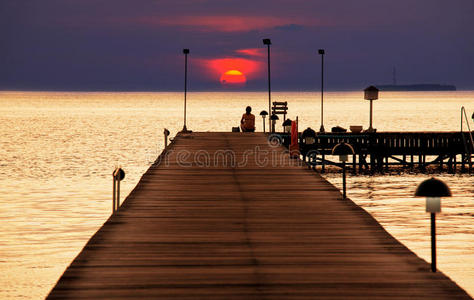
1,0,473,91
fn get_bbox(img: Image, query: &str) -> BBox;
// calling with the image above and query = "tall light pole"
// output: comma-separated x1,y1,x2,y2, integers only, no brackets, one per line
318,49,325,133
263,39,272,131
182,48,189,132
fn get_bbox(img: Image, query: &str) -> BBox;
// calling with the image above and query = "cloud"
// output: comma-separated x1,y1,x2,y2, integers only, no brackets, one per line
274,24,305,31
135,15,320,32
235,48,265,57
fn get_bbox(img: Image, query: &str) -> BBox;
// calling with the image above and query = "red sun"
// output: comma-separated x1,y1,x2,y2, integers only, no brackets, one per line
220,70,246,87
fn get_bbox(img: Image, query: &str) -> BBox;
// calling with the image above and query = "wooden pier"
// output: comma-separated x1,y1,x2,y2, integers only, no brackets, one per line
278,131,474,173
48,132,471,299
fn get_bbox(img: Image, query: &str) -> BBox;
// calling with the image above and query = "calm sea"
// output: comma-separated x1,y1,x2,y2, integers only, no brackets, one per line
0,91,473,299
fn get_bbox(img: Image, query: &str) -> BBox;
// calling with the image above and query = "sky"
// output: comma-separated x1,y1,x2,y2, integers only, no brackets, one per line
1,0,474,91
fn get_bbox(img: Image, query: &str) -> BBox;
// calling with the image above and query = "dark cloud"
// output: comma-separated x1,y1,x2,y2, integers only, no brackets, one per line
274,24,305,31
1,0,473,90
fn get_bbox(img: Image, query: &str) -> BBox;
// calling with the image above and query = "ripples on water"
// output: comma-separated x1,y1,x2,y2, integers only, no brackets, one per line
324,173,473,295
0,91,472,299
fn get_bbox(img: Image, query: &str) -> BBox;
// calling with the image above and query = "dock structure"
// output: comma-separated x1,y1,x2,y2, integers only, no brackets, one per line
279,131,474,173
48,132,470,299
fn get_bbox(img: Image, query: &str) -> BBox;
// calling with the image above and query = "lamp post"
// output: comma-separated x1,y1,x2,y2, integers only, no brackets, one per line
163,128,170,147
302,127,316,145
364,85,379,132
182,48,190,132
282,119,292,133
302,127,317,164
263,38,272,131
112,168,125,213
318,49,325,132
270,114,279,133
260,110,268,132
332,142,355,199
415,177,452,272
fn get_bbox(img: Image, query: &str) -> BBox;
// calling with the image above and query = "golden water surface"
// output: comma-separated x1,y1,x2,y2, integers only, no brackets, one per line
0,91,472,299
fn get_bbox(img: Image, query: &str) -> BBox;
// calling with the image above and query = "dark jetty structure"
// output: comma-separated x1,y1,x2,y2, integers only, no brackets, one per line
278,131,473,174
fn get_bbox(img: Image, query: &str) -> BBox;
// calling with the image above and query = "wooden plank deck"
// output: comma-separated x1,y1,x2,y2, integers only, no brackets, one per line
47,132,471,299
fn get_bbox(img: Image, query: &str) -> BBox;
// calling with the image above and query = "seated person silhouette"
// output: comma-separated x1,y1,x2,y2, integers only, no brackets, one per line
240,106,255,132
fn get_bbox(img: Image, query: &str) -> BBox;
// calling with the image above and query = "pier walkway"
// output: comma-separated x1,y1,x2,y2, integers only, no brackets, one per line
48,132,470,299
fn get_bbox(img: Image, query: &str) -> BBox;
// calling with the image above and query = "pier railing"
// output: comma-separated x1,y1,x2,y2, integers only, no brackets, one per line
278,131,474,173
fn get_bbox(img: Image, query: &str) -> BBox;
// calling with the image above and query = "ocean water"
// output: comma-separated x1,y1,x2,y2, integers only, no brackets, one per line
0,91,472,299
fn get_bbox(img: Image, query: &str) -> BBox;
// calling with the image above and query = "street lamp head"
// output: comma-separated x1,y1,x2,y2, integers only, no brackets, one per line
263,38,272,45
332,142,355,162
183,49,190,54
302,127,316,139
415,177,451,214
364,85,379,100
270,114,279,121
260,110,268,117
318,49,325,55
282,119,292,133
113,168,125,181
415,177,452,198
302,127,316,144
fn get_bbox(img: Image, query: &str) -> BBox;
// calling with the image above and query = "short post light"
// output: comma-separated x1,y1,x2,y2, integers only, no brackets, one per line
364,85,379,132
332,142,355,199
163,128,170,147
112,168,125,213
260,110,268,132
301,127,316,145
270,114,279,133
282,119,292,133
414,177,452,272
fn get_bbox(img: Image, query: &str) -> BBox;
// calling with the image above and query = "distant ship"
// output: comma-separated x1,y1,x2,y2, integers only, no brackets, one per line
377,67,456,91
377,84,457,91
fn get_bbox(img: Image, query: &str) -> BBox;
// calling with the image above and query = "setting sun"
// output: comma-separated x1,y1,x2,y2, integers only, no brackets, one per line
220,69,246,87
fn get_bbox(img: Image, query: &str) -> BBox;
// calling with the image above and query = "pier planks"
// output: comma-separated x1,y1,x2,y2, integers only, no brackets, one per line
48,132,471,299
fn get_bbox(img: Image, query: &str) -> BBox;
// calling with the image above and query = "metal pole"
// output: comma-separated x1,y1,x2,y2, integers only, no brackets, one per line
342,162,346,199
183,52,188,131
116,176,120,211
369,100,373,131
320,52,325,132
112,174,116,213
267,44,272,132
263,118,266,133
431,213,436,272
